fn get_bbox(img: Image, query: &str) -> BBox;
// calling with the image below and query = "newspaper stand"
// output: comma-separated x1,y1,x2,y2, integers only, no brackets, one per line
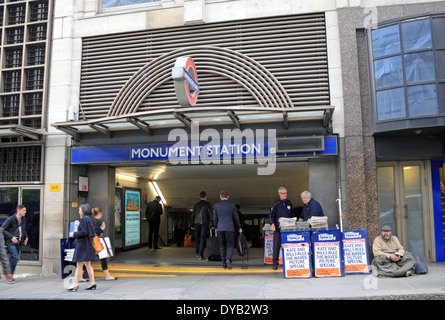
312,229,345,277
60,237,75,279
281,230,312,278
263,224,282,265
342,229,371,274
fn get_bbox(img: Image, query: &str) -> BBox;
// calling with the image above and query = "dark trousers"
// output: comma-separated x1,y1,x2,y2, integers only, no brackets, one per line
194,224,208,257
272,230,282,267
218,231,235,263
148,220,160,248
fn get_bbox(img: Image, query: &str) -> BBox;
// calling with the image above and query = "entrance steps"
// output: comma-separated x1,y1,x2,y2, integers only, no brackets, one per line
92,263,281,277
92,246,279,277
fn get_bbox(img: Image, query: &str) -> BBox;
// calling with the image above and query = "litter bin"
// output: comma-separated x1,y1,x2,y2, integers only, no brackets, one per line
312,229,345,277
281,230,312,278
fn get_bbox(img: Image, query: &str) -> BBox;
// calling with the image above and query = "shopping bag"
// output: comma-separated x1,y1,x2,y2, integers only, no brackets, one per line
98,237,113,259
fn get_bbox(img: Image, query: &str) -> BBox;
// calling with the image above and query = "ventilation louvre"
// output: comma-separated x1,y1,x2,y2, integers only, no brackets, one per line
80,13,329,120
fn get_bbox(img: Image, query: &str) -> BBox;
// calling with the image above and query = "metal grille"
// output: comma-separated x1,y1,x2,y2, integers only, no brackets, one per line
80,13,329,120
0,146,41,182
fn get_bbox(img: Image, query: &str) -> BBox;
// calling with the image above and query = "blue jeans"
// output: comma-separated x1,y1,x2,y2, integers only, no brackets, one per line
7,243,21,275
194,224,208,257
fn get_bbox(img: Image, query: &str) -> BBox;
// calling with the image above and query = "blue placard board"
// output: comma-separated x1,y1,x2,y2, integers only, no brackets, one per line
281,230,312,278
342,229,371,274
312,229,345,277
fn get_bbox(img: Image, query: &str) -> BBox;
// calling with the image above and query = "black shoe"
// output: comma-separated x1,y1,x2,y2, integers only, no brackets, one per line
154,247,162,249
85,284,97,290
272,265,278,270
226,259,232,270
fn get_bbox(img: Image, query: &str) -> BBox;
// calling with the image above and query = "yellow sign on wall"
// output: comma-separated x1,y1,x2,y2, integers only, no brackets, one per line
50,184,61,192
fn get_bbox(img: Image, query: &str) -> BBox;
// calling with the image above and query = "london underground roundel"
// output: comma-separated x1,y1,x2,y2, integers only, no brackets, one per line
171,57,199,107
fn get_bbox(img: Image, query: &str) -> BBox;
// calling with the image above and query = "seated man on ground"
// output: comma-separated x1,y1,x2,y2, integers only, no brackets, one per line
371,225,416,277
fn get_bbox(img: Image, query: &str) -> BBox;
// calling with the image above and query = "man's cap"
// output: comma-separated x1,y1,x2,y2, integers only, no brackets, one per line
381,225,392,231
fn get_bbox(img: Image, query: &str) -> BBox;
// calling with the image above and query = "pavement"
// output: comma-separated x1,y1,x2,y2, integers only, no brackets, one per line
1,247,445,307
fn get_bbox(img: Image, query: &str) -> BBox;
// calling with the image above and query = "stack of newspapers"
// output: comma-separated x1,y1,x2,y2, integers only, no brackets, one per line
296,221,309,230
309,216,328,229
64,248,74,262
279,217,297,230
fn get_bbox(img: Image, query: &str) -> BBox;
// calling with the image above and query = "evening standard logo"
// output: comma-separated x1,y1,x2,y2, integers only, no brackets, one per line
318,233,336,241
287,234,305,242
343,231,362,239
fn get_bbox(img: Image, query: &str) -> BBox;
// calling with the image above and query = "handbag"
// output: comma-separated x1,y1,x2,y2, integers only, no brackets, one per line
88,217,104,254
98,237,113,259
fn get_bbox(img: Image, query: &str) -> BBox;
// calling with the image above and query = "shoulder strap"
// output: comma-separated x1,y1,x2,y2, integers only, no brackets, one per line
87,216,98,236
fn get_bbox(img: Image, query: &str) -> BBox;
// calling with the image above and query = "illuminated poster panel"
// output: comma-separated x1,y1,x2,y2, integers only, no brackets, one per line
124,188,141,249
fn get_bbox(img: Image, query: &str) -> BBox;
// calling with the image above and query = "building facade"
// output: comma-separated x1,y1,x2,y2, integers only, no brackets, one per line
0,0,444,276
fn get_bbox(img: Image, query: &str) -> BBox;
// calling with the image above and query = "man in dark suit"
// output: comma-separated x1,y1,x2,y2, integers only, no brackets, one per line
145,196,163,249
213,190,242,269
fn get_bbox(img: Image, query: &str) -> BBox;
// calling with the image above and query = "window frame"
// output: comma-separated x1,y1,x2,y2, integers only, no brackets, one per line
367,13,445,134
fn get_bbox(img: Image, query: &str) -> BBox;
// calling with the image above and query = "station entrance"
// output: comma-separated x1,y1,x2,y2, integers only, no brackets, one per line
110,161,310,255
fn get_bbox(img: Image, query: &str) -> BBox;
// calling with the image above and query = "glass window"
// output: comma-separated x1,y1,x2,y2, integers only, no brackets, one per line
21,189,41,261
376,87,406,121
372,24,400,58
370,15,444,130
404,51,435,83
436,50,445,79
377,167,397,234
432,17,445,49
402,19,432,51
374,56,403,89
102,0,159,9
0,188,18,228
407,84,438,117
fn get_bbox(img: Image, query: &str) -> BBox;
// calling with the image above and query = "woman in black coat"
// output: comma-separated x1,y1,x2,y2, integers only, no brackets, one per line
68,203,97,291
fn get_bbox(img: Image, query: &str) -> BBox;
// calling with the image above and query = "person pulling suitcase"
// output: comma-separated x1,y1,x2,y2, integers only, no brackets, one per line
213,190,242,269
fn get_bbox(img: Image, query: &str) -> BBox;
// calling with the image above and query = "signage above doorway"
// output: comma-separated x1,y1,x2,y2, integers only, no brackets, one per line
172,57,199,107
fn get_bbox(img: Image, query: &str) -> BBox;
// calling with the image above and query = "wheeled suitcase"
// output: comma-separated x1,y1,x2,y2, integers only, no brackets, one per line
206,229,221,261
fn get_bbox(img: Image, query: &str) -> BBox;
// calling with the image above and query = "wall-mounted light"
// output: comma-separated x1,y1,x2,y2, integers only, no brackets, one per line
118,172,140,179
149,180,167,205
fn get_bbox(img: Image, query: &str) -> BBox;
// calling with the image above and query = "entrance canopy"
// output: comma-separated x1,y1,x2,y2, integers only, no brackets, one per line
51,45,333,139
52,105,334,139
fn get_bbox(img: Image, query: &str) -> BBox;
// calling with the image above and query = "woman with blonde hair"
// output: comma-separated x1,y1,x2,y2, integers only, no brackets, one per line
92,207,117,280
68,203,97,291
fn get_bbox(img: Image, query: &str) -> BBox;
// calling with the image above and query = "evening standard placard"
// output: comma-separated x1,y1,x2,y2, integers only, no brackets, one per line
342,229,370,274
312,229,345,277
264,229,282,265
281,230,311,278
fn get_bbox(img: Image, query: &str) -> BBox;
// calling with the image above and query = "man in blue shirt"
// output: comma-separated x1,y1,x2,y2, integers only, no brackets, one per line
300,191,324,224
269,186,293,270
